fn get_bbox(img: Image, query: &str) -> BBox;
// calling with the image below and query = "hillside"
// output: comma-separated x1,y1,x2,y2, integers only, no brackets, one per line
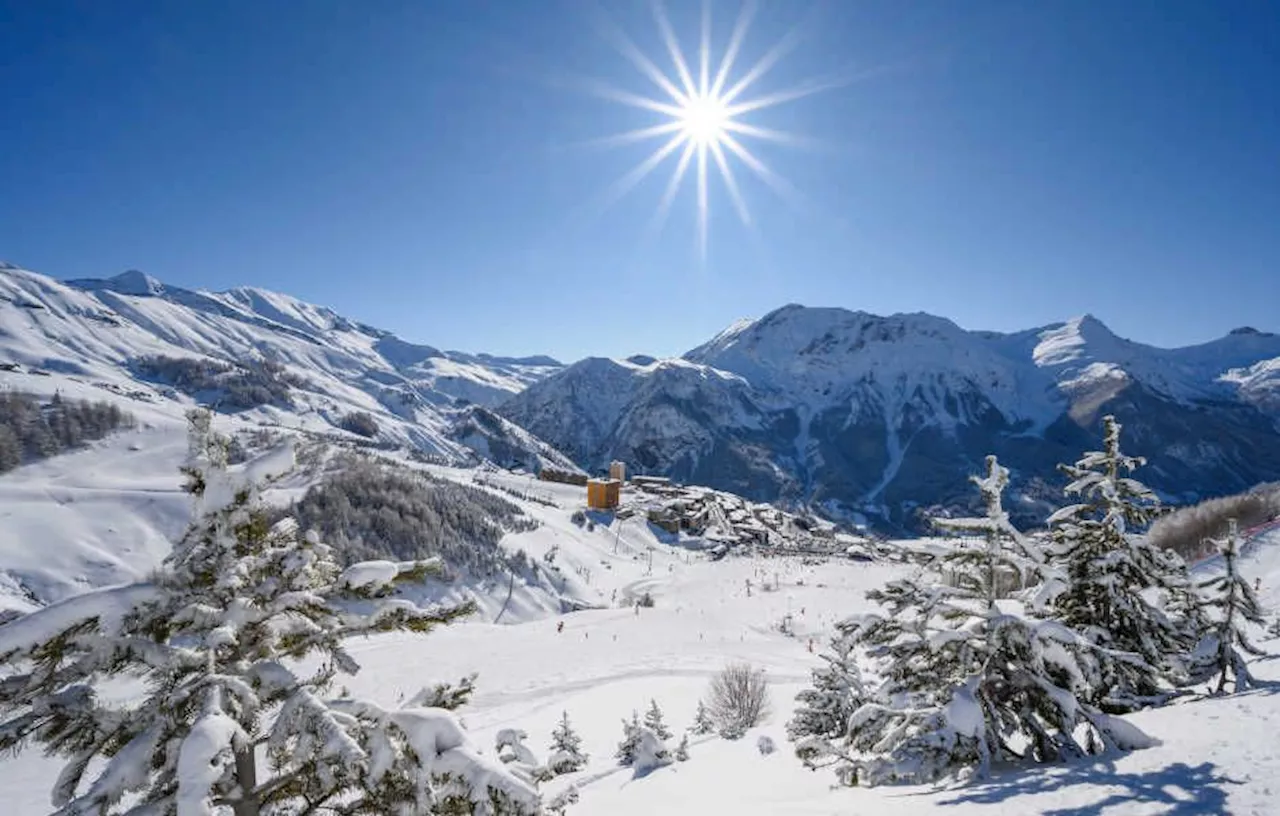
0,263,565,466
5,484,1279,815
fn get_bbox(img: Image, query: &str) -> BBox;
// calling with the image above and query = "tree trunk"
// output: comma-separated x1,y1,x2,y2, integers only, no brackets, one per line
232,747,261,816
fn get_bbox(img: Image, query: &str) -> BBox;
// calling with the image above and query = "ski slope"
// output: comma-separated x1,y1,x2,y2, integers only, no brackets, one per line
4,473,1280,814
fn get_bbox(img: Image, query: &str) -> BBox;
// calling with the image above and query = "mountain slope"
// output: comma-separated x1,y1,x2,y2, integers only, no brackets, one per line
7,259,1280,531
0,263,567,465
503,304,1280,529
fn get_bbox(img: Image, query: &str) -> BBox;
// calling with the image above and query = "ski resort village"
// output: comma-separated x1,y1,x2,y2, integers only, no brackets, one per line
4,2,1280,814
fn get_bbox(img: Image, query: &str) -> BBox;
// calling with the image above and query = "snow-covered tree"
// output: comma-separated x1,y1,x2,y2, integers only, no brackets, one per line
689,699,715,735
615,712,642,766
0,410,540,816
803,453,1152,786
407,673,478,710
1188,519,1269,694
496,728,539,767
629,727,672,774
844,602,1151,786
787,620,870,761
643,698,672,740
616,711,671,771
1048,415,1202,711
674,734,689,762
546,712,588,775
934,455,1055,609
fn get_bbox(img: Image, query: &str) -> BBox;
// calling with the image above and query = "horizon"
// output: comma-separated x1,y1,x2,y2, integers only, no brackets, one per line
2,0,1277,361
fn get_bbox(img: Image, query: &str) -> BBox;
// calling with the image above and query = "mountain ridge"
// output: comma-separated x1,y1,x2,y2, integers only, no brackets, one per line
503,302,1280,530
5,261,1280,531
0,264,567,470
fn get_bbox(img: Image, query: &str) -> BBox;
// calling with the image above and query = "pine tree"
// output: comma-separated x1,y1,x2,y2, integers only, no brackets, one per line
674,734,689,762
787,620,869,765
0,410,540,816
546,711,588,775
615,712,642,766
690,699,715,735
406,673,478,710
629,726,671,774
933,455,1056,609
803,454,1152,786
1048,415,1201,711
1188,519,1269,694
643,698,672,740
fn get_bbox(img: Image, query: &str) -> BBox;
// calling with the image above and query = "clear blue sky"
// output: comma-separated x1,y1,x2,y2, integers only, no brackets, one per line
1,0,1277,362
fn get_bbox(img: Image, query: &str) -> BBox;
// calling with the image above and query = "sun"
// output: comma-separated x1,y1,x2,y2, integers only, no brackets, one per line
578,1,856,260
679,93,731,147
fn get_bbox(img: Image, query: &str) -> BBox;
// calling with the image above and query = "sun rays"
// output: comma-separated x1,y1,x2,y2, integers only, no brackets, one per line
582,0,838,260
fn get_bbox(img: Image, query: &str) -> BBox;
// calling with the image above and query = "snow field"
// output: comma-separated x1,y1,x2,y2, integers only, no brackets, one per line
4,424,1280,813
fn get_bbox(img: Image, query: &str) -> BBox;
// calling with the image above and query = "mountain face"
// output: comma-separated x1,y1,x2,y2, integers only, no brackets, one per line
6,260,1280,532
0,264,564,464
502,304,1280,530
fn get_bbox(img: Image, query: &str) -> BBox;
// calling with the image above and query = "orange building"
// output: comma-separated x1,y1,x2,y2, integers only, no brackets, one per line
587,478,621,510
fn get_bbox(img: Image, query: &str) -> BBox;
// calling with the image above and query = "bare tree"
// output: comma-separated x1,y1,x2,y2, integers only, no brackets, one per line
707,662,771,739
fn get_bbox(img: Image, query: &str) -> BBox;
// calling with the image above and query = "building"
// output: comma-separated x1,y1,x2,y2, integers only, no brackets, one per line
586,478,622,510
539,468,588,486
631,475,671,487
609,460,626,482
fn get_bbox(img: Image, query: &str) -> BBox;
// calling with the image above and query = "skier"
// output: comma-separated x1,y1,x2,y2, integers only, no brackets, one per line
556,620,565,634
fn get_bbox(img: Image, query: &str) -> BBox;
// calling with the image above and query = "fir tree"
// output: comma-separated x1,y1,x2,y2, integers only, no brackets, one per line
546,711,588,775
643,698,672,740
1048,415,1201,711
802,454,1151,786
407,673,478,710
674,734,690,762
615,712,642,766
628,726,671,774
786,620,869,764
690,699,715,735
1188,519,1269,694
0,410,540,816
934,456,1055,609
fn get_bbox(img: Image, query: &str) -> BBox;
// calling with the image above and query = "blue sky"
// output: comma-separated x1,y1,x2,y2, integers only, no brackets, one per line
1,0,1277,362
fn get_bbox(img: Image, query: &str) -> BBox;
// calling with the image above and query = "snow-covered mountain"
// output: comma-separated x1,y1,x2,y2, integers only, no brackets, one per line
502,304,1280,529
7,258,1280,531
0,262,566,466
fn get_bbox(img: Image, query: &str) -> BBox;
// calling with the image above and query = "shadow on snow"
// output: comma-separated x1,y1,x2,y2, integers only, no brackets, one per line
935,760,1242,815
